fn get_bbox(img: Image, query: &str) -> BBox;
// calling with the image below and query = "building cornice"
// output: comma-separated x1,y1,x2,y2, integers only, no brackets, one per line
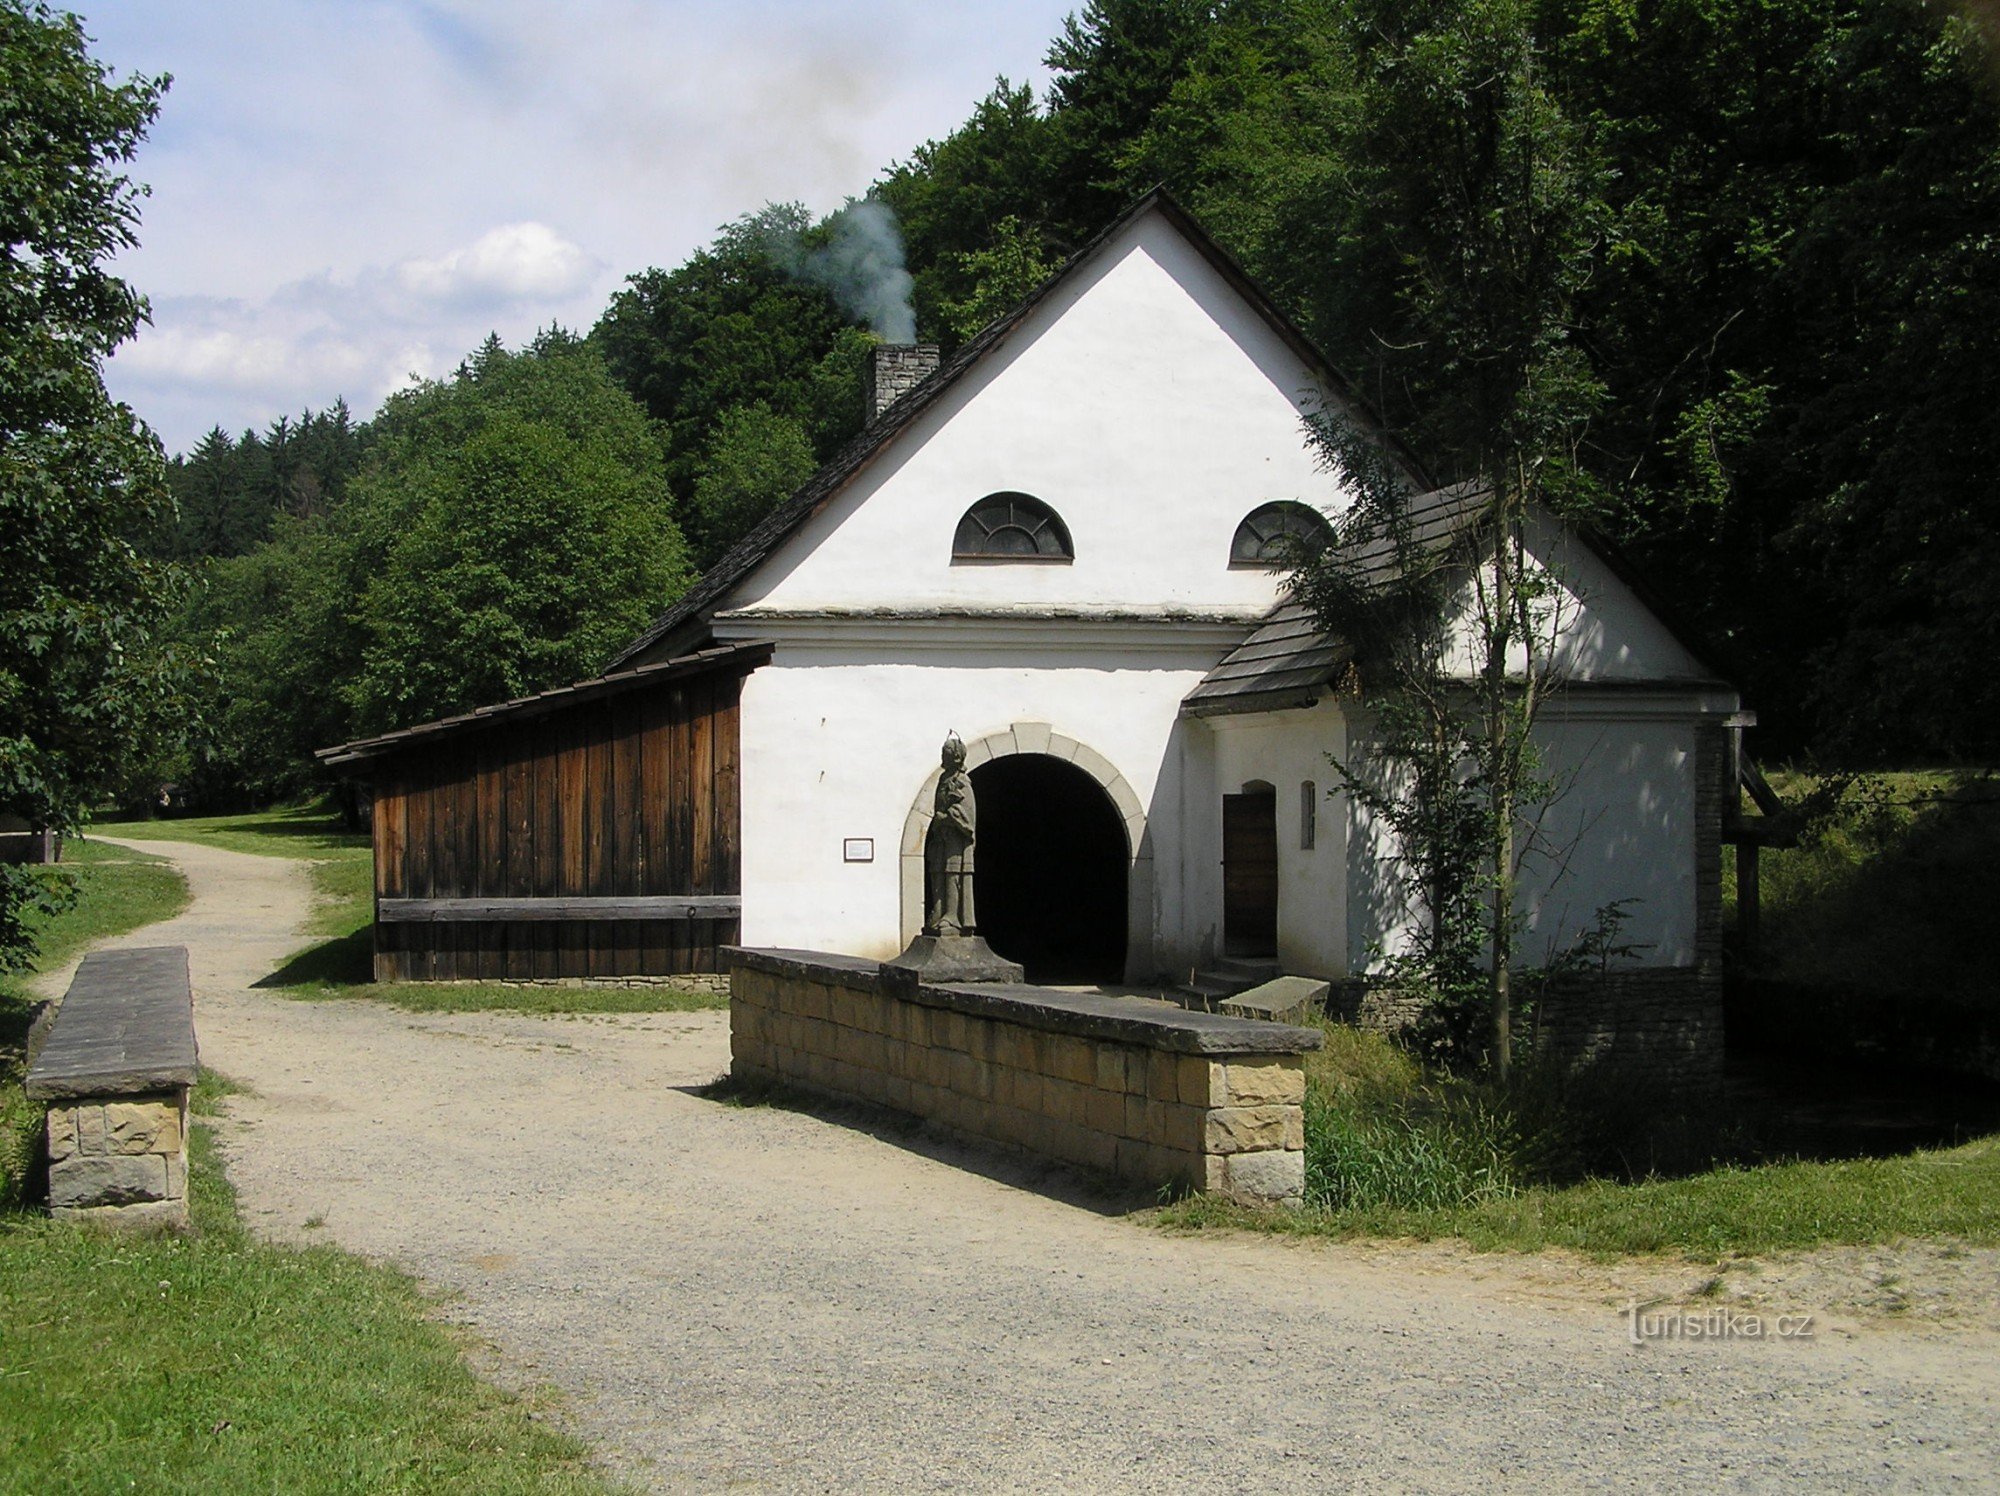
712,607,1256,657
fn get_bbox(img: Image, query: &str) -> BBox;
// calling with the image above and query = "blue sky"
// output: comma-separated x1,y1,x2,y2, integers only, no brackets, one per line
75,2,1078,453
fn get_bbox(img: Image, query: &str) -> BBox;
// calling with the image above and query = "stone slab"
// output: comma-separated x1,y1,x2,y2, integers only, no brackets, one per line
728,949,1322,1057
1219,976,1329,1027
25,946,197,1101
50,1197,187,1231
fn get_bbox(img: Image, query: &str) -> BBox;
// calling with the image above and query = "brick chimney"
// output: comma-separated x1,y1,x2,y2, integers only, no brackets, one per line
864,343,941,423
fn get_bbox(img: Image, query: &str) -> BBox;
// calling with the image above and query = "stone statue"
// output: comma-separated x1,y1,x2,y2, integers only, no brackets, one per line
883,729,1022,984
924,732,977,935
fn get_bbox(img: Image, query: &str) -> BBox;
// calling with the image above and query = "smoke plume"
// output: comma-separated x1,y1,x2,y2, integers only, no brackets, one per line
772,197,918,344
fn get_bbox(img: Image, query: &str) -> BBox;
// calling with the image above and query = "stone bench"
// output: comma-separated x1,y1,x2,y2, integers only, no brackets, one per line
25,946,197,1228
727,947,1322,1207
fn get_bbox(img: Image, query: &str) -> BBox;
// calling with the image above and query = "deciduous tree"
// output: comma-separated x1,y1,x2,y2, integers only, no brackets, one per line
0,2,180,966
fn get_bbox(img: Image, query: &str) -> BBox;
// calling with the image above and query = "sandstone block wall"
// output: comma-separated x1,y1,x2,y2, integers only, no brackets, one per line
44,1090,189,1227
728,949,1317,1207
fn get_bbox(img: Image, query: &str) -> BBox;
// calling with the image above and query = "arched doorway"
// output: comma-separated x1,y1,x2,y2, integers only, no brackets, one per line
970,754,1128,984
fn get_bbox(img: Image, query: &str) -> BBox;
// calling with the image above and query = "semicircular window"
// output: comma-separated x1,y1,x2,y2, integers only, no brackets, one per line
952,492,1073,562
1229,500,1333,569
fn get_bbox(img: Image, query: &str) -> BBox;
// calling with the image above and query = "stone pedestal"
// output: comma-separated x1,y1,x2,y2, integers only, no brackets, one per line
45,1091,189,1228
881,934,1024,986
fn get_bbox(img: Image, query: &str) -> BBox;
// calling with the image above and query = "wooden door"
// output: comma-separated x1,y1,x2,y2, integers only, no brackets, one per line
1222,788,1278,956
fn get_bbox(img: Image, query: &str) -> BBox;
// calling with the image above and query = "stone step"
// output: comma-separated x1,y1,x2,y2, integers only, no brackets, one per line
1169,957,1283,1012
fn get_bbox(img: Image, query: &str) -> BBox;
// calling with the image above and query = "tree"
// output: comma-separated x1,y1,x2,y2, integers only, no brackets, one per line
340,331,693,736
690,402,816,567
591,204,871,518
1297,0,1612,1079
0,2,180,967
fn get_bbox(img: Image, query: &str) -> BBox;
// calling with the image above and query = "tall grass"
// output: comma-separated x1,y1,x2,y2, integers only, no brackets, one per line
1298,1020,1528,1211
1165,1016,2000,1258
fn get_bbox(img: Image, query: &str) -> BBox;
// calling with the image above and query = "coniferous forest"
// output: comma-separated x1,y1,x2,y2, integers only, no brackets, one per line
148,0,2000,807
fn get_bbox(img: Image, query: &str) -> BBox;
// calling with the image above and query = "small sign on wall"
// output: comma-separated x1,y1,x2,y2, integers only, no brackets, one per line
843,838,875,863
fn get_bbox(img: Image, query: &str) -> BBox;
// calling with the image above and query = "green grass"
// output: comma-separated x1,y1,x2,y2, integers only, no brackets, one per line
17,838,191,975
115,803,725,1017
1163,1133,2000,1259
97,800,373,861
1161,1019,2000,1259
0,1125,620,1494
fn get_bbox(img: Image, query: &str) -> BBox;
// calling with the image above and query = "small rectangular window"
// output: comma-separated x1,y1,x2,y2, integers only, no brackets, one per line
1300,780,1317,850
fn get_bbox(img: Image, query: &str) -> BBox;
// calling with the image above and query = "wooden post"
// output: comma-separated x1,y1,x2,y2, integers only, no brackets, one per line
1736,839,1760,957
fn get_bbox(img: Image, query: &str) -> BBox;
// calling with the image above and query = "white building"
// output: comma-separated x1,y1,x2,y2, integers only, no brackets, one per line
605,191,1740,1003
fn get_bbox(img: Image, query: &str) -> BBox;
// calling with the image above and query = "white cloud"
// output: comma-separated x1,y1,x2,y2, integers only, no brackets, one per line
73,0,1078,450
396,223,599,304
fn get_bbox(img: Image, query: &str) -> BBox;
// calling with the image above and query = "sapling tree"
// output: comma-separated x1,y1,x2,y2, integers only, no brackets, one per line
1295,0,1611,1079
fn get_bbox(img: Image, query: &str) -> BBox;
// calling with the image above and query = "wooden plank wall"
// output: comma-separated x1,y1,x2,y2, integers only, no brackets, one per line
370,667,744,982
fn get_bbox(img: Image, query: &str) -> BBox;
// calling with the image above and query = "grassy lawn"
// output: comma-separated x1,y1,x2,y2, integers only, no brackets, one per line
110,801,725,1017
17,838,192,976
1159,1021,2000,1259
96,800,373,862
0,830,623,1493
0,1130,618,1493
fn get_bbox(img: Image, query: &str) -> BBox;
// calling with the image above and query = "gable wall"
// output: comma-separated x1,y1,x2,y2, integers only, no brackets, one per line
728,209,1358,619
1438,509,1715,683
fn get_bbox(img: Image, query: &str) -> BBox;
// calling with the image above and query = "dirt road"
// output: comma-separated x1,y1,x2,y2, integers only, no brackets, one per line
62,837,2000,1492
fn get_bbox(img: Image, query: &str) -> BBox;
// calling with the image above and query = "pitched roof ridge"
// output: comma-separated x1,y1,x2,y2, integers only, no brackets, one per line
606,188,1430,671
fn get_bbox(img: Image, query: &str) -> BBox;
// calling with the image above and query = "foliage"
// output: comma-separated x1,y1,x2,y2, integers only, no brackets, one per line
340,330,692,735
0,2,189,967
165,332,694,795
172,516,362,804
689,400,816,566
937,215,1060,340
161,401,365,560
1295,0,1611,1074
161,0,2000,798
1746,768,1998,1005
591,203,873,511
876,81,1064,340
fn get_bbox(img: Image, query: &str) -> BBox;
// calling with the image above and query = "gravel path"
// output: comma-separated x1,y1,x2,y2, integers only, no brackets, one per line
57,837,2000,1492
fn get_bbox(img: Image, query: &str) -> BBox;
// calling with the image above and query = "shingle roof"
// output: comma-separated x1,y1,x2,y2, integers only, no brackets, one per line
605,187,1432,671
1184,482,1489,718
315,641,772,767
1181,598,1354,717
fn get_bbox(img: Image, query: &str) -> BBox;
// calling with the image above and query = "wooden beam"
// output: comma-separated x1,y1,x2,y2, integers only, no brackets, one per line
377,896,742,924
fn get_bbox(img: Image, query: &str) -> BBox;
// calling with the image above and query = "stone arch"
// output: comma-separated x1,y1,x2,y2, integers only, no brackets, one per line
901,722,1154,981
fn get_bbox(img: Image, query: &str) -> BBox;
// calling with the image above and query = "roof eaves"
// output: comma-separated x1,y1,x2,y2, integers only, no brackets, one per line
316,641,773,769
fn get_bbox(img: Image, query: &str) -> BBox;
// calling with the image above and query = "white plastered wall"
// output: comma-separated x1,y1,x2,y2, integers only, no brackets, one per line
1438,508,1712,684
1194,704,1351,980
732,629,1229,976
1341,698,1723,972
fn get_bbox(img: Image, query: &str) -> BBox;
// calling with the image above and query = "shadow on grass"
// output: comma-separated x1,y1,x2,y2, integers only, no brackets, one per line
688,1071,1156,1219
253,929,373,990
